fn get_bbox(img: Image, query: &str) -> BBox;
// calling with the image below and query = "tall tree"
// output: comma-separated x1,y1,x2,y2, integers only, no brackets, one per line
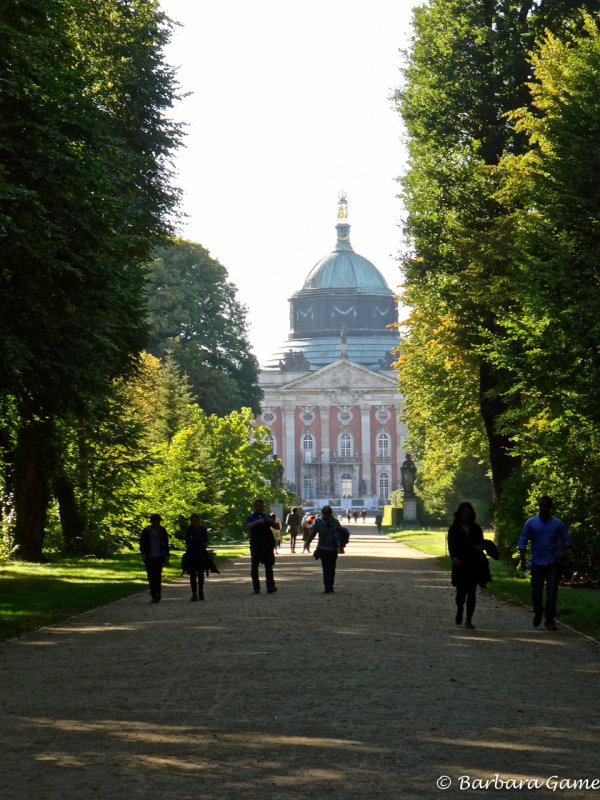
147,239,262,415
484,17,600,574
395,0,600,508
0,0,181,559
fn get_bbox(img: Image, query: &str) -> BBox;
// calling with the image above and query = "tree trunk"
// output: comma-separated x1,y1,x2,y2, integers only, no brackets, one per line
14,419,54,561
479,361,521,506
54,472,86,554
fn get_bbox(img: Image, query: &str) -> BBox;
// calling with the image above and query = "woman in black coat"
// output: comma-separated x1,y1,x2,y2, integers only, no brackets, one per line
448,502,487,629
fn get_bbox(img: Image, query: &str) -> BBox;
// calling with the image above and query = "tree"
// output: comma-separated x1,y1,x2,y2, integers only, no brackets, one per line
396,301,491,521
204,410,282,535
484,17,600,575
0,0,181,559
394,0,599,509
147,239,262,415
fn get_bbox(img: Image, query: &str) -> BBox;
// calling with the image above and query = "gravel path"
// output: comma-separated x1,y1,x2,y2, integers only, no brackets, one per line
1,524,598,800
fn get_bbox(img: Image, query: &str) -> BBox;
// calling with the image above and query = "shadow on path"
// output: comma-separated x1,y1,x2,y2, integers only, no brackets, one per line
1,526,598,799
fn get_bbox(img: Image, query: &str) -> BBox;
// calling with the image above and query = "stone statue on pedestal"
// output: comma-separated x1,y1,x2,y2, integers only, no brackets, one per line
400,454,417,497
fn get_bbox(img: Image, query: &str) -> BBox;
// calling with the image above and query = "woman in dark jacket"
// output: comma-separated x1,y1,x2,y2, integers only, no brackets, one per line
185,514,210,601
448,502,487,629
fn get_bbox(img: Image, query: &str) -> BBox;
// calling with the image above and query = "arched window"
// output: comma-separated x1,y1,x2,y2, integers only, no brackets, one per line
339,433,352,459
378,473,389,501
302,474,314,499
302,433,314,463
265,434,275,456
341,473,352,497
377,433,390,459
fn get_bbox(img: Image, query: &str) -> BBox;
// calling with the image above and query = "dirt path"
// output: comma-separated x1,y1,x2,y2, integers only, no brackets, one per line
1,524,598,800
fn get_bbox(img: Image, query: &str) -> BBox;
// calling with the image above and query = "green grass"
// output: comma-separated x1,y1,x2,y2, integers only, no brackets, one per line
387,528,600,641
0,546,248,642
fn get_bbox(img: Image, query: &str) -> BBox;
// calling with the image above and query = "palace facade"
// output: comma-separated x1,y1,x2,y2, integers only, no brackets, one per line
256,196,406,509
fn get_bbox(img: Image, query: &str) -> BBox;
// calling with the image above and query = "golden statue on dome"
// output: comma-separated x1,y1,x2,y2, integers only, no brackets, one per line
337,191,348,220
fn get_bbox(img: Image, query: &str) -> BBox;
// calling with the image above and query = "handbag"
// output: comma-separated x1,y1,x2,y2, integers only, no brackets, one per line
553,536,573,580
181,551,191,574
313,547,321,560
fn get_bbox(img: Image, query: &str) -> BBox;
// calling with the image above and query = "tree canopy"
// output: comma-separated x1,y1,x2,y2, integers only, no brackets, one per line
147,239,262,416
0,0,182,558
395,2,600,577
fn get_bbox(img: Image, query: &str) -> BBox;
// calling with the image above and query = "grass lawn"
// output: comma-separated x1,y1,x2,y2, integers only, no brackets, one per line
388,528,600,641
0,546,248,642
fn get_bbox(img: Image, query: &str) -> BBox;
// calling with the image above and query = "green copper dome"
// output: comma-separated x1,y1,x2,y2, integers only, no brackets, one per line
263,196,399,371
302,222,391,294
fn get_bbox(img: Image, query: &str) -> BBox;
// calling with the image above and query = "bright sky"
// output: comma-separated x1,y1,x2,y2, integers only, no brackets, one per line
160,0,414,365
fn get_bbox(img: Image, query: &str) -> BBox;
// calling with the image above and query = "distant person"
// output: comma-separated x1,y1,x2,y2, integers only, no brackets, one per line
375,512,383,533
184,513,212,601
311,505,345,593
361,509,367,523
353,510,359,523
518,496,571,631
271,513,283,553
285,506,302,553
301,513,316,553
139,513,170,603
447,502,489,629
346,509,352,523
245,498,280,594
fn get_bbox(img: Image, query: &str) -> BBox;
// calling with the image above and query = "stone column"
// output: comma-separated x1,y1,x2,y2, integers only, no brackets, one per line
319,407,330,461
395,406,405,491
283,407,296,490
360,404,371,496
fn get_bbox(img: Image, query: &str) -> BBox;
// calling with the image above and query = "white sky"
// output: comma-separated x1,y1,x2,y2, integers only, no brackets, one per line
160,0,414,365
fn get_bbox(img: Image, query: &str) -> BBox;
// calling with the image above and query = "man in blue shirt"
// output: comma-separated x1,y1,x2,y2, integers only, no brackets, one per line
518,496,571,631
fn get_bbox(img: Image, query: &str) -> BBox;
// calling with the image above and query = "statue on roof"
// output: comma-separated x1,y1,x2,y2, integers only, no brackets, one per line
338,191,348,220
279,349,310,372
378,350,396,370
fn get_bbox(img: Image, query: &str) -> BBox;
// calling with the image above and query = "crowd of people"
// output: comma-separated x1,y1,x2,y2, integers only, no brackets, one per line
140,495,572,633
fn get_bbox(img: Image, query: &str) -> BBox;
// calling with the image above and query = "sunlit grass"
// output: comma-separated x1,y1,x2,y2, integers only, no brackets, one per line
387,529,448,556
387,528,600,641
0,546,248,641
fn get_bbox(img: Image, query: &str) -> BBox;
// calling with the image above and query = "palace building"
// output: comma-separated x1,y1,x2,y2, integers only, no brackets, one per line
256,195,406,509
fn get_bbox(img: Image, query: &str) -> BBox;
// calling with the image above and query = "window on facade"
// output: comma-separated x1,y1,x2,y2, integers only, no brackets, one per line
302,434,314,451
377,434,390,459
339,433,352,458
379,473,389,501
341,473,352,497
302,474,314,499
265,434,275,459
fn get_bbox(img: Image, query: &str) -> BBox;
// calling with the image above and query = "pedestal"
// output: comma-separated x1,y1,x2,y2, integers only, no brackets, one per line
403,497,418,523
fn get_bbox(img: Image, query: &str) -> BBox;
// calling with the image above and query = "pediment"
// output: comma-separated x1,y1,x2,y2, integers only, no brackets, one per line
280,360,397,392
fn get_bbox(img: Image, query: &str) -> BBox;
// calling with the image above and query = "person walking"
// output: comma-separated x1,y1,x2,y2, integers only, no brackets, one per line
375,512,383,533
518,496,571,631
361,509,367,523
311,505,344,593
184,513,209,601
301,513,316,553
245,499,280,594
140,513,170,603
285,506,302,553
447,502,488,629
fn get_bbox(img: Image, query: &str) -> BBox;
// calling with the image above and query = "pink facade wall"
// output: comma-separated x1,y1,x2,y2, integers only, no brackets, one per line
257,400,401,499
